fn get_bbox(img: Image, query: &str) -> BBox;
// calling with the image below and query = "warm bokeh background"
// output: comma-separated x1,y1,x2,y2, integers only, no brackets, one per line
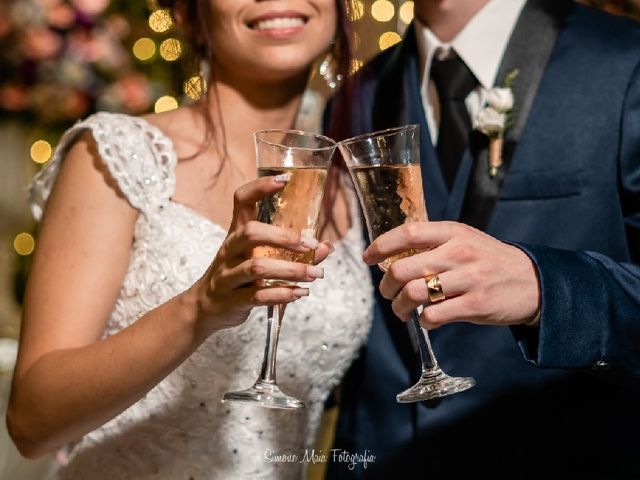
0,1,637,478
0,0,420,342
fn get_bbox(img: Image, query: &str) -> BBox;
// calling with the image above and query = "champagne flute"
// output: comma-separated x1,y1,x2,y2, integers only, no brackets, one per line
222,129,336,409
338,124,475,402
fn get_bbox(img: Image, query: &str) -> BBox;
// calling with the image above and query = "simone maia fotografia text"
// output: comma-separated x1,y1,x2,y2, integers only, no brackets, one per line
264,449,376,470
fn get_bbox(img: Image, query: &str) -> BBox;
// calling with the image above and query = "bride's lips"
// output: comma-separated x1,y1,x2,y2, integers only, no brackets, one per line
247,11,309,39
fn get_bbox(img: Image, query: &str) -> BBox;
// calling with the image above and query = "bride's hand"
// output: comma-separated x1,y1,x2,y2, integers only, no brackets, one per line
192,175,332,335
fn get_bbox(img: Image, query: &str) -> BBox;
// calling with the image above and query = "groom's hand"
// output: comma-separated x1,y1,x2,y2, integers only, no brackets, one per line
363,221,541,329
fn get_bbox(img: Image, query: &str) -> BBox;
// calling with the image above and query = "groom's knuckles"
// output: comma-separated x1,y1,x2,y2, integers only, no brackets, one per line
402,222,425,246
421,304,447,327
404,280,425,303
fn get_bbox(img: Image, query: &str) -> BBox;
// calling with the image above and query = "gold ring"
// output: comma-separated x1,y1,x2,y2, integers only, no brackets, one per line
425,274,446,303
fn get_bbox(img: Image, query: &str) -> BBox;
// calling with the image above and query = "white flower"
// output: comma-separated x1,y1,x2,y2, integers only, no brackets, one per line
486,87,514,113
474,107,506,136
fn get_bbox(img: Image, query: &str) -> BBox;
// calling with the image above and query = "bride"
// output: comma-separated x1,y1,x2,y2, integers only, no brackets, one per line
7,0,372,478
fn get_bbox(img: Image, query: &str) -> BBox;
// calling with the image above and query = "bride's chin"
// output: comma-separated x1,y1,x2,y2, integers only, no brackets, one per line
249,65,313,87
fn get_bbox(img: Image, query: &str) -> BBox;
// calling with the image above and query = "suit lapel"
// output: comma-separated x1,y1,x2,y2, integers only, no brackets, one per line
372,24,449,221
459,0,574,229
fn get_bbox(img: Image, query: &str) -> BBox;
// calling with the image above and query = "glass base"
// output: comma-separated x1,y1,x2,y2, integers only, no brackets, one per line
396,369,475,403
222,380,305,410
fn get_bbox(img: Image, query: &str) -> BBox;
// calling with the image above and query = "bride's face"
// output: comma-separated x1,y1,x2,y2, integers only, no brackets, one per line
207,0,337,83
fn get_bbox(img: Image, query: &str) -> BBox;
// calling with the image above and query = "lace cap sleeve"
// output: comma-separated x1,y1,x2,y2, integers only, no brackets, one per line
29,112,177,221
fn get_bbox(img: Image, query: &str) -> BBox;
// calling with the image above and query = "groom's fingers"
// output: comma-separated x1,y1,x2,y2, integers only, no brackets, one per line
379,249,450,299
390,269,465,321
363,221,457,265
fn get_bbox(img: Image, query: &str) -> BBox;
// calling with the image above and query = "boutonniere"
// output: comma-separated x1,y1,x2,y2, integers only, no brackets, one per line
474,69,519,177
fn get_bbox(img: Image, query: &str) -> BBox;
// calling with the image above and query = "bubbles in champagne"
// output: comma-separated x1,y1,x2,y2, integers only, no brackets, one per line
255,167,327,266
350,164,427,241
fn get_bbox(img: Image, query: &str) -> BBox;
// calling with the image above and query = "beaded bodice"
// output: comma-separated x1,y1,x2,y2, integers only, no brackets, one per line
30,112,374,479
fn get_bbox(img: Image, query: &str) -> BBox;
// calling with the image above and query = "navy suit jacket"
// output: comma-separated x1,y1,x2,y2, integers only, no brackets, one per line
327,1,640,478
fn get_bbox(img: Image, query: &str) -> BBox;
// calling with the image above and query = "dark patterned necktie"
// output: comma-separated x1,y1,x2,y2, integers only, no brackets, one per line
430,55,478,189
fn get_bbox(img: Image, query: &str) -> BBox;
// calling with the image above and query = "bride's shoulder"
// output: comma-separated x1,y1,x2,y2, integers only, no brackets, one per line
141,106,205,159
141,106,189,134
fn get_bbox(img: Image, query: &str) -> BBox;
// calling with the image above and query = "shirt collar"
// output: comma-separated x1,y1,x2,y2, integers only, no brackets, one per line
414,0,526,90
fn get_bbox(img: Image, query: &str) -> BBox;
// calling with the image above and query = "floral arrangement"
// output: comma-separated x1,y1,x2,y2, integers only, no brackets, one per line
474,69,519,177
0,0,175,132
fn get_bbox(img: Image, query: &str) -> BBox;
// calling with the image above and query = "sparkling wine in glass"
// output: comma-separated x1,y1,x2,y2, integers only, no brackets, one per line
339,124,475,402
222,129,336,409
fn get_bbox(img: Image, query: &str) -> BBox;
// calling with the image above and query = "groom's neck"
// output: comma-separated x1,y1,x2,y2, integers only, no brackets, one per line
413,0,490,42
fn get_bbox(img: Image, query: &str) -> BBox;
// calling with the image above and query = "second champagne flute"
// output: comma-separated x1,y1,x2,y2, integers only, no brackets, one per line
222,129,336,409
338,124,475,402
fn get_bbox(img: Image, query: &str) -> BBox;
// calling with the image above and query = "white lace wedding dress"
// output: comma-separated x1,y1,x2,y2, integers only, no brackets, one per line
30,112,374,480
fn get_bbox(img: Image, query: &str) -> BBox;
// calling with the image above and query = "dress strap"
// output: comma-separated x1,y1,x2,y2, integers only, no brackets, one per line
29,112,177,221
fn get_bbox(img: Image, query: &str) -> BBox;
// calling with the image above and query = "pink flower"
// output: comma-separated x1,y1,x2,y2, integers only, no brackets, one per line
47,4,77,29
67,30,94,61
0,11,11,39
64,90,90,118
71,0,111,16
104,14,130,39
114,74,152,113
22,28,63,60
0,84,30,111
93,32,128,70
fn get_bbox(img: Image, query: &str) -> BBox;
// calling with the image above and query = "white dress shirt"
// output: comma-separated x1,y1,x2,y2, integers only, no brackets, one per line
414,0,527,145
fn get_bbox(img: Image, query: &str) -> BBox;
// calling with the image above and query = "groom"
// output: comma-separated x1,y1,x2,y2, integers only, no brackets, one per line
327,0,640,478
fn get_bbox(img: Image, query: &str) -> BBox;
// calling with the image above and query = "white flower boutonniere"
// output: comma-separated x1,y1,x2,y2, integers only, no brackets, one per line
474,69,519,177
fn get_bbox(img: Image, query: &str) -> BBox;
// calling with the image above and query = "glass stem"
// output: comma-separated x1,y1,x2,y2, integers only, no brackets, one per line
258,304,283,384
411,309,440,375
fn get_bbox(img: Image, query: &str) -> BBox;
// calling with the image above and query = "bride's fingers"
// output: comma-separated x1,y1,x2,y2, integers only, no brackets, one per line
312,241,334,265
222,257,324,289
224,221,316,260
235,284,310,307
230,175,290,228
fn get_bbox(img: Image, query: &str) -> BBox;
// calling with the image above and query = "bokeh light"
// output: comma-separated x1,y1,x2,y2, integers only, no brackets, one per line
371,0,395,22
352,31,362,50
379,31,402,51
133,37,156,61
350,59,364,75
14,233,35,256
149,8,173,33
399,1,414,24
183,76,206,100
347,0,365,21
30,140,52,164
159,38,182,61
154,95,178,113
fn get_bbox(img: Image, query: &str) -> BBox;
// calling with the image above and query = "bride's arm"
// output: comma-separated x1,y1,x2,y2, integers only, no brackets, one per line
7,136,327,458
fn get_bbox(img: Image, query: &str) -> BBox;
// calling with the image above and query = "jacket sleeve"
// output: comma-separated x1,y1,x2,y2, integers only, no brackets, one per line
511,58,640,378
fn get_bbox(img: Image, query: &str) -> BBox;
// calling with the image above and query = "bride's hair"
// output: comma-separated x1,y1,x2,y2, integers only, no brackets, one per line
155,0,214,69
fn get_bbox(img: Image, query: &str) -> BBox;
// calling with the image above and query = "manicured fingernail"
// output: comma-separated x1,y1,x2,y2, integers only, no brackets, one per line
323,241,335,254
293,288,309,298
273,173,291,183
307,266,324,279
301,236,318,250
